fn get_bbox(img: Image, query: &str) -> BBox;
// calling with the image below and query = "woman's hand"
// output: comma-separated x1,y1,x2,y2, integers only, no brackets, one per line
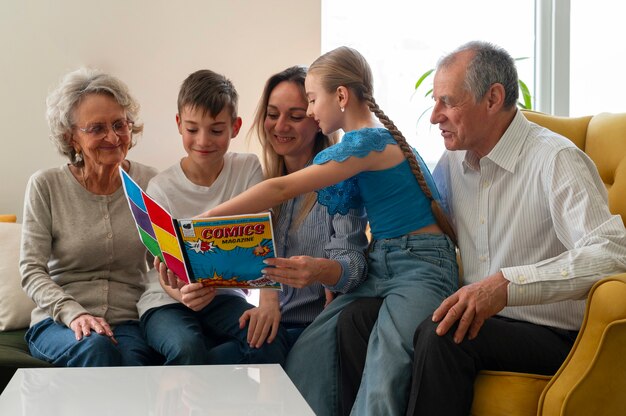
324,288,335,307
239,291,281,348
262,256,342,288
154,256,186,289
179,283,217,311
69,314,117,344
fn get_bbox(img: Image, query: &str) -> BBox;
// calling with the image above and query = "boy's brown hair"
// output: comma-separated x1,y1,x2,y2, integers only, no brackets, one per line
177,69,238,120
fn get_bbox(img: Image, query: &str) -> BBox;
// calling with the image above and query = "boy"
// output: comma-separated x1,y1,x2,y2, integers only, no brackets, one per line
137,69,289,365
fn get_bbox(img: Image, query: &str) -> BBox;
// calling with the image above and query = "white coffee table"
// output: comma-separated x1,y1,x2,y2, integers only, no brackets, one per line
0,364,314,415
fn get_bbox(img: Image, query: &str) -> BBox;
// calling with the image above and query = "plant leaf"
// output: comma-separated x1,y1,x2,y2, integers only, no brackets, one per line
518,79,532,109
415,69,434,91
416,105,434,125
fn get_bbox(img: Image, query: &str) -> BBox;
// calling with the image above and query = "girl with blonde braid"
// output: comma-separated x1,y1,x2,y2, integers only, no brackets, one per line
195,46,459,416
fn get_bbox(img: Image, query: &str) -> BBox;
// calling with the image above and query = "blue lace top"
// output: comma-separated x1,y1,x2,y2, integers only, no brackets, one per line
313,128,439,240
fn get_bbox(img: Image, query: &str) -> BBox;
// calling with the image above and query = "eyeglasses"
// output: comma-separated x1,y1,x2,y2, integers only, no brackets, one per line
74,119,134,138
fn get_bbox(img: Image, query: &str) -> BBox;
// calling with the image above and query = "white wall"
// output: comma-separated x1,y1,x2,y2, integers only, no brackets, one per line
0,0,321,221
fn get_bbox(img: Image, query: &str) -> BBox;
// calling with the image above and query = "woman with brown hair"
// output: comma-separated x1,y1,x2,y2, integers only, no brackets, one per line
238,65,368,349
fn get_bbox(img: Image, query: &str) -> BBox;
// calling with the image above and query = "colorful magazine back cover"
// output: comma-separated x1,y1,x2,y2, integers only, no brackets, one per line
119,167,191,283
119,167,280,289
176,214,280,289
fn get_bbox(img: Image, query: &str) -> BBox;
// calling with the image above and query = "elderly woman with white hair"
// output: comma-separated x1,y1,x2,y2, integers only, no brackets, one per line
20,68,159,366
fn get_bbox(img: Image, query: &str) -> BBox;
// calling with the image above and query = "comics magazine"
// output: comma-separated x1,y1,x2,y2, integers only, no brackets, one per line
120,167,280,290
175,215,279,289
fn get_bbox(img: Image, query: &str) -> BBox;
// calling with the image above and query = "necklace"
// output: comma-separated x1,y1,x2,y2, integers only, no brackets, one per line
80,166,88,189
77,162,126,194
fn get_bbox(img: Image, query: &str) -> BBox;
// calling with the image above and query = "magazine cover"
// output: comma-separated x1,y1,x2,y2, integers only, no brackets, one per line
119,167,280,290
175,215,279,289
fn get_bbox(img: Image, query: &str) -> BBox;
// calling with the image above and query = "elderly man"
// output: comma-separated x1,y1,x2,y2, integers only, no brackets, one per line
337,40,626,416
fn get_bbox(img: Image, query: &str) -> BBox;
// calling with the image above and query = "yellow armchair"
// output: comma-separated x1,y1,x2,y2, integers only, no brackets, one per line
471,111,626,416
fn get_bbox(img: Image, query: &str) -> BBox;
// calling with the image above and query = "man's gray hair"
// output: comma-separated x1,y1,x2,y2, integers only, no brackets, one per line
437,40,519,109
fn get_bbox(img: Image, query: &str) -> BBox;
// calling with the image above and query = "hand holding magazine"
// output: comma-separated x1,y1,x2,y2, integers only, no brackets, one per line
120,167,280,290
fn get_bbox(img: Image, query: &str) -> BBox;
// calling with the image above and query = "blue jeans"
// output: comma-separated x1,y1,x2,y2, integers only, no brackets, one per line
284,233,458,416
141,295,289,365
284,324,307,350
25,318,158,367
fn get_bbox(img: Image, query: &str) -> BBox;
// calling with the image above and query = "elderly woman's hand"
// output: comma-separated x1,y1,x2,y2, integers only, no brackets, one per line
154,256,186,290
69,313,117,344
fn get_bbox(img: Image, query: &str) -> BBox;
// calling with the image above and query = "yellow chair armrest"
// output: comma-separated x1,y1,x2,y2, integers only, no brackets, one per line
539,273,626,415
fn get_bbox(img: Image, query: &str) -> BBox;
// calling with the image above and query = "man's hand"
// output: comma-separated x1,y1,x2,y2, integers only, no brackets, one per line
432,271,509,343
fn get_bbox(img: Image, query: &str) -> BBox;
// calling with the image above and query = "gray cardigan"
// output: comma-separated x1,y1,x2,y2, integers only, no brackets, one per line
20,161,158,327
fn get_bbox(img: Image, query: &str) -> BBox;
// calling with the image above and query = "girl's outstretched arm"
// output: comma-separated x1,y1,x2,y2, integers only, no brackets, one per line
201,156,370,217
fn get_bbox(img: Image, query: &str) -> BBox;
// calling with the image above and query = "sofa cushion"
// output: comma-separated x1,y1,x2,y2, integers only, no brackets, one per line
0,329,47,367
472,371,551,416
0,223,35,331
0,328,52,393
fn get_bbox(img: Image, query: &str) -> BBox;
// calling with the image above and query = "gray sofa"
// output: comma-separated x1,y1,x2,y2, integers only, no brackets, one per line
0,219,51,392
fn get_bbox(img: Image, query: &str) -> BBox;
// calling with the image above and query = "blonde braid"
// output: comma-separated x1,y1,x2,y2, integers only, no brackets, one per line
364,94,458,245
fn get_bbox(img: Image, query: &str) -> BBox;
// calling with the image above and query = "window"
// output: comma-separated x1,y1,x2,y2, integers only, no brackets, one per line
569,1,626,116
322,0,535,166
